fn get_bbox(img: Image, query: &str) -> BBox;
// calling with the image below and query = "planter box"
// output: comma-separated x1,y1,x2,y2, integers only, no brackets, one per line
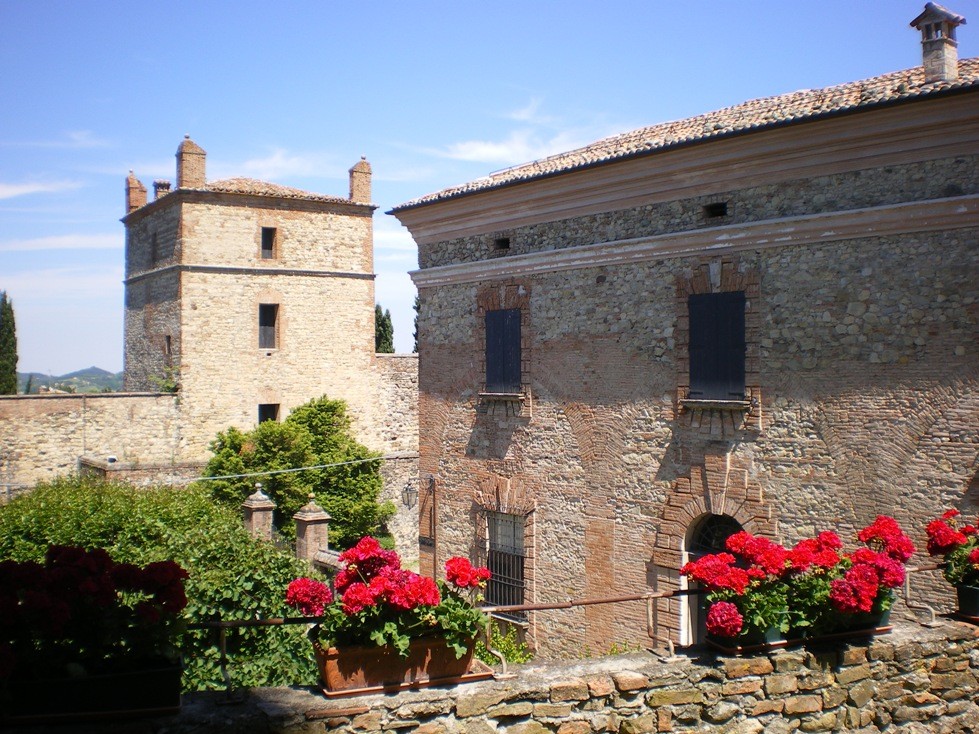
312,636,492,698
1,661,181,724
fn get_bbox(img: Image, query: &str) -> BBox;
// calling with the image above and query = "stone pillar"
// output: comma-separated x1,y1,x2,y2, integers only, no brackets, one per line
176,135,207,189
126,171,147,213
295,495,331,562
348,157,372,203
242,484,275,541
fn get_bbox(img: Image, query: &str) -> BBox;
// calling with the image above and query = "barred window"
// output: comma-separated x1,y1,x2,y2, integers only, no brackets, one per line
484,511,526,620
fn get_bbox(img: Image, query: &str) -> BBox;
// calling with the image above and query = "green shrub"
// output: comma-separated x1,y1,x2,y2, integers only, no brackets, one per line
475,622,533,666
201,396,394,546
0,476,320,690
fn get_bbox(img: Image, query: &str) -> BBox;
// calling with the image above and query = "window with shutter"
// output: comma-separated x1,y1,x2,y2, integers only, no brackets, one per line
688,291,746,399
259,304,279,349
485,308,521,393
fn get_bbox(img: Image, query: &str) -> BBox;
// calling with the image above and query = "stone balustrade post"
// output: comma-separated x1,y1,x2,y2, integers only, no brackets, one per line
294,494,331,562
242,483,276,541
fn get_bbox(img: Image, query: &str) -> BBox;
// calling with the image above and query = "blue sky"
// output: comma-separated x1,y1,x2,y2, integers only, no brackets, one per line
2,0,977,374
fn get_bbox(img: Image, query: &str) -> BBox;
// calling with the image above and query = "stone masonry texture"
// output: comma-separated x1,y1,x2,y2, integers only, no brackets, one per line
403,89,979,655
7,620,976,734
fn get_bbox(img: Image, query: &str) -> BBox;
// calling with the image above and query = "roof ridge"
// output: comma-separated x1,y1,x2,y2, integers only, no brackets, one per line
394,58,979,212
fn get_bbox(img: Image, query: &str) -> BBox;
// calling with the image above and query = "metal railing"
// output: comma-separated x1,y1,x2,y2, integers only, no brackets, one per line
187,561,951,695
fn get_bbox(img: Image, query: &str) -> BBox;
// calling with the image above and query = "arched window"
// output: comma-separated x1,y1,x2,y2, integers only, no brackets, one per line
682,513,743,645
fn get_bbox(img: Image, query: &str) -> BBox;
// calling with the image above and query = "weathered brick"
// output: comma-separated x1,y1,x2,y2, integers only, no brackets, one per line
645,688,705,707
550,679,590,702
724,658,774,679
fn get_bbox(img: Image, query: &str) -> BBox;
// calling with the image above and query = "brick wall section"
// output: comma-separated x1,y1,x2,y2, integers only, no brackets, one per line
28,620,978,733
0,393,181,495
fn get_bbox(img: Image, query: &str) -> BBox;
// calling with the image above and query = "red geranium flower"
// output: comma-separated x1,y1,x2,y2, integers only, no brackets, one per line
445,557,491,588
705,601,743,638
285,577,333,616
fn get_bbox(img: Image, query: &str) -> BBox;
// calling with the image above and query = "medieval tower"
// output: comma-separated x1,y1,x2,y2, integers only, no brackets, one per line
122,137,384,456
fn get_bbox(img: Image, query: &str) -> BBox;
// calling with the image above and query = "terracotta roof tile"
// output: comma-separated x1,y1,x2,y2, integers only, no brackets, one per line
393,58,979,211
202,177,351,204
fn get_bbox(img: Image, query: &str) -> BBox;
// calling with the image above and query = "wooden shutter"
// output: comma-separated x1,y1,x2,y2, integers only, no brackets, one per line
485,308,521,392
688,292,745,399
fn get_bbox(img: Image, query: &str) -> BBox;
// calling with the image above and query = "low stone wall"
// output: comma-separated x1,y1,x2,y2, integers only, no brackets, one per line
11,619,976,734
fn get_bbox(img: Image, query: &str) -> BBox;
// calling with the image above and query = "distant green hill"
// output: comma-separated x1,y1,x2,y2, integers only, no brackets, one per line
16,367,124,394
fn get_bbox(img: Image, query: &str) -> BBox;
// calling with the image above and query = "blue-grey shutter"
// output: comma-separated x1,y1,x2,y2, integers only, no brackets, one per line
688,292,745,399
485,308,521,392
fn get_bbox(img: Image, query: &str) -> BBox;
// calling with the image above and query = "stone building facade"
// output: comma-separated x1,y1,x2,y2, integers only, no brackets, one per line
1,139,418,561
393,7,978,655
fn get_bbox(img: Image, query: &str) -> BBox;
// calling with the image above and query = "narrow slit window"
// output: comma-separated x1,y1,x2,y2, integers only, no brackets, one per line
261,227,277,259
259,304,279,349
258,404,280,423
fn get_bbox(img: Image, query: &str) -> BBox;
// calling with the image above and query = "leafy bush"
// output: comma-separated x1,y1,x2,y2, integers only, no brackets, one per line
201,396,394,546
0,476,320,690
475,622,533,665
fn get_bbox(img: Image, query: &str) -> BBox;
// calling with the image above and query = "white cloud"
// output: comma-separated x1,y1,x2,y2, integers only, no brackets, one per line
374,221,417,253
216,148,344,182
434,128,597,167
0,180,82,200
0,233,121,252
507,98,551,125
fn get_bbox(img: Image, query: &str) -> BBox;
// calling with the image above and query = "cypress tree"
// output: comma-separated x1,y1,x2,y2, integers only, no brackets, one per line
0,291,17,395
412,294,420,353
374,304,394,353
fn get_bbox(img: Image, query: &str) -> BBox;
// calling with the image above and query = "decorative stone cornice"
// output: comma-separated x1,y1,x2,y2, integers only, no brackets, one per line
411,195,979,288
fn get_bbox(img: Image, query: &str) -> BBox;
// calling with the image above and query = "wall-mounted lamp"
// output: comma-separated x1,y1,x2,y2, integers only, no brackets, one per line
402,479,419,509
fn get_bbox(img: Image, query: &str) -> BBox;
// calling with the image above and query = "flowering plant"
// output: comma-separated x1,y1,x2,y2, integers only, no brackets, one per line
682,531,791,640
925,509,979,587
682,517,914,640
0,545,188,681
286,536,490,659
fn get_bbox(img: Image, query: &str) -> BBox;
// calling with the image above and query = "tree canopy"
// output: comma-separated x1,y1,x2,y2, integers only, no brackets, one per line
0,291,17,395
375,303,394,353
201,396,394,547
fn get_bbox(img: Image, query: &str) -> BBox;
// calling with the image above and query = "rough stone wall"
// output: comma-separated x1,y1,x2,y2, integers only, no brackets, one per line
416,156,978,655
124,203,182,391
418,155,979,269
375,354,420,566
23,620,978,733
0,393,182,496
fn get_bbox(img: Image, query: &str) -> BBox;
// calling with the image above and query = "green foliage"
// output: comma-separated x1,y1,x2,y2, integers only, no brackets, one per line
0,291,17,395
201,396,394,547
374,303,394,353
475,622,533,665
0,477,319,690
412,294,420,353
149,365,179,393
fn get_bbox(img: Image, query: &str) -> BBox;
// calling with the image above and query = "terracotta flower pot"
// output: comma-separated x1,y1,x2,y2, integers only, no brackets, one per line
312,635,474,695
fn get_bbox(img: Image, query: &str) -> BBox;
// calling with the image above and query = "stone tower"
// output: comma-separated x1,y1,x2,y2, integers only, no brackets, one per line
122,137,380,456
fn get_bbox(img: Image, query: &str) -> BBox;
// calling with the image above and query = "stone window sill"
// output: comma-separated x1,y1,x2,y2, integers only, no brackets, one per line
680,399,751,411
478,392,525,402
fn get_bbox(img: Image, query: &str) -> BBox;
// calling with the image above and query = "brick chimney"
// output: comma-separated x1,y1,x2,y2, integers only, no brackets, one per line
153,180,171,200
125,171,147,213
910,3,967,83
349,157,372,203
176,135,206,189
